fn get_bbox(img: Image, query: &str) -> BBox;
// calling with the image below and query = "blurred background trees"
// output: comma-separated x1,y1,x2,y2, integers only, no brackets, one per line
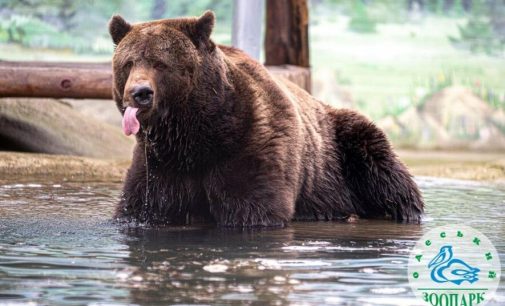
1,0,504,55
0,0,233,53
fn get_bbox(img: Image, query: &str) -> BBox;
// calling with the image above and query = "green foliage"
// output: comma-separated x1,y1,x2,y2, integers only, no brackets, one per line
348,1,376,33
0,0,232,54
4,0,503,56
0,15,32,43
452,17,498,53
366,0,408,24
433,0,444,14
449,1,505,55
453,0,465,16
425,0,465,15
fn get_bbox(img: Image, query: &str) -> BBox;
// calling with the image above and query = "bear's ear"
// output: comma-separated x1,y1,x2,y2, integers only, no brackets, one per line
196,10,215,40
190,10,215,50
109,15,132,46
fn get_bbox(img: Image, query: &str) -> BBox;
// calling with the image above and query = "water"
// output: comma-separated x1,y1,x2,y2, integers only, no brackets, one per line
0,177,504,305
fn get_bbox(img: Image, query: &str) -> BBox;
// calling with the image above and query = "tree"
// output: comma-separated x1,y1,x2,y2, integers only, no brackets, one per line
450,0,504,55
348,0,376,33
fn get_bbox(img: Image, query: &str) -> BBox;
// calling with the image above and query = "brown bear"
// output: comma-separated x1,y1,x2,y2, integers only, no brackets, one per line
109,11,423,227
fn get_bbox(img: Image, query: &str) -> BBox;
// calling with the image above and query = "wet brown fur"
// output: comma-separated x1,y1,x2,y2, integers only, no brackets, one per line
109,12,424,227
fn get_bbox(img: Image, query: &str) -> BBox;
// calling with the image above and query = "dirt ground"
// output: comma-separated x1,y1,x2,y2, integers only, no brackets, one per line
398,150,505,183
0,152,129,182
1,150,504,184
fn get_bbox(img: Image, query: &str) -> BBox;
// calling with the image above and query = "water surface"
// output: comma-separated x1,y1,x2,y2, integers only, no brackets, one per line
0,177,504,305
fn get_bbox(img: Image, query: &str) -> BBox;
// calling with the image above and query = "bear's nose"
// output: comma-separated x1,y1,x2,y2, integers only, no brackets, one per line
131,85,154,106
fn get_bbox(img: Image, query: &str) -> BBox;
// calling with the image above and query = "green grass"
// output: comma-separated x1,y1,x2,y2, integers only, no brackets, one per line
310,15,505,119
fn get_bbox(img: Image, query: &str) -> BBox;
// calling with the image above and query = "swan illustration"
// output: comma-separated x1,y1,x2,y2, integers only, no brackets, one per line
428,245,480,285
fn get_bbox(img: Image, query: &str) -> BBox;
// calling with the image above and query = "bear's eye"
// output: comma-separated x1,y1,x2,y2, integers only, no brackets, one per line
154,62,168,71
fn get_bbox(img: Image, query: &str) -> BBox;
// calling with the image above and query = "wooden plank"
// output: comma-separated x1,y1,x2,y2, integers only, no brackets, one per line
264,0,309,68
0,61,310,98
232,0,265,60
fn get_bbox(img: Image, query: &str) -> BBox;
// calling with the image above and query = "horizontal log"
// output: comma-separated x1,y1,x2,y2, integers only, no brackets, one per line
0,61,112,99
0,61,310,99
0,61,111,69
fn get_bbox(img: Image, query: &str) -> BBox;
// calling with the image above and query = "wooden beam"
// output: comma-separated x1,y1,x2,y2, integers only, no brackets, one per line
232,0,265,60
0,61,311,99
264,0,309,68
0,61,112,99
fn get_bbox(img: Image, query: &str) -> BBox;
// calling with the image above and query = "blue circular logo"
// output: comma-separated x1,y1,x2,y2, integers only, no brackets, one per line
409,224,501,306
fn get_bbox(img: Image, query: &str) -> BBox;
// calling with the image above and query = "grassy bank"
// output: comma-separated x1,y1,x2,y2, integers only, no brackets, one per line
310,16,505,119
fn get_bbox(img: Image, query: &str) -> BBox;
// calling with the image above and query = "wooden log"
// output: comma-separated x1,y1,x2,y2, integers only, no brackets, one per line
0,61,311,98
0,61,110,69
0,61,112,99
265,0,309,68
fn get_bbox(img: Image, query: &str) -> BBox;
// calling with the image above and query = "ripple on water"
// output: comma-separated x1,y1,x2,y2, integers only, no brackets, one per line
0,177,503,305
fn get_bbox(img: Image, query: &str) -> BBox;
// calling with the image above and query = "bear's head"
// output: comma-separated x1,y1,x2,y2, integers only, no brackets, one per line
109,11,218,119
109,12,238,171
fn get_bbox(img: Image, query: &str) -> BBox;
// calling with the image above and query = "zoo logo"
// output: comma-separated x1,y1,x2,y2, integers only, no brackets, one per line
408,224,501,306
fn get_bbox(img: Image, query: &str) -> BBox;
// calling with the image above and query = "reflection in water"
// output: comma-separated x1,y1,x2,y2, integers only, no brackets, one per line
0,177,503,305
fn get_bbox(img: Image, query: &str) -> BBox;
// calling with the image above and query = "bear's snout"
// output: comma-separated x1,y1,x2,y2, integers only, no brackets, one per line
130,85,154,107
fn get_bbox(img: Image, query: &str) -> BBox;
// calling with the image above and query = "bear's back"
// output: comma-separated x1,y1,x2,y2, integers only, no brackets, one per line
218,44,328,118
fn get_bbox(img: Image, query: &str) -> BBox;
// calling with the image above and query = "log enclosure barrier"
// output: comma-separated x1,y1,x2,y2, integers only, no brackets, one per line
0,61,112,99
0,0,310,99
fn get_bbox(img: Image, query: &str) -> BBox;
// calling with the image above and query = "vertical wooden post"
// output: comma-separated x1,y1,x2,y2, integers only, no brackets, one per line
232,0,265,61
264,0,309,68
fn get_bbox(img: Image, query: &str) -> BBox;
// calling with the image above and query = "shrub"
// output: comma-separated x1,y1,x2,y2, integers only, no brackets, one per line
348,1,376,33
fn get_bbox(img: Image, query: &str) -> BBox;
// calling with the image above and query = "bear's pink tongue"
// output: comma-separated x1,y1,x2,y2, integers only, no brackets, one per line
122,106,140,136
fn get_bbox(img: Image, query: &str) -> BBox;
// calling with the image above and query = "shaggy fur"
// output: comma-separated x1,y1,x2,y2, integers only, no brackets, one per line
109,11,424,227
